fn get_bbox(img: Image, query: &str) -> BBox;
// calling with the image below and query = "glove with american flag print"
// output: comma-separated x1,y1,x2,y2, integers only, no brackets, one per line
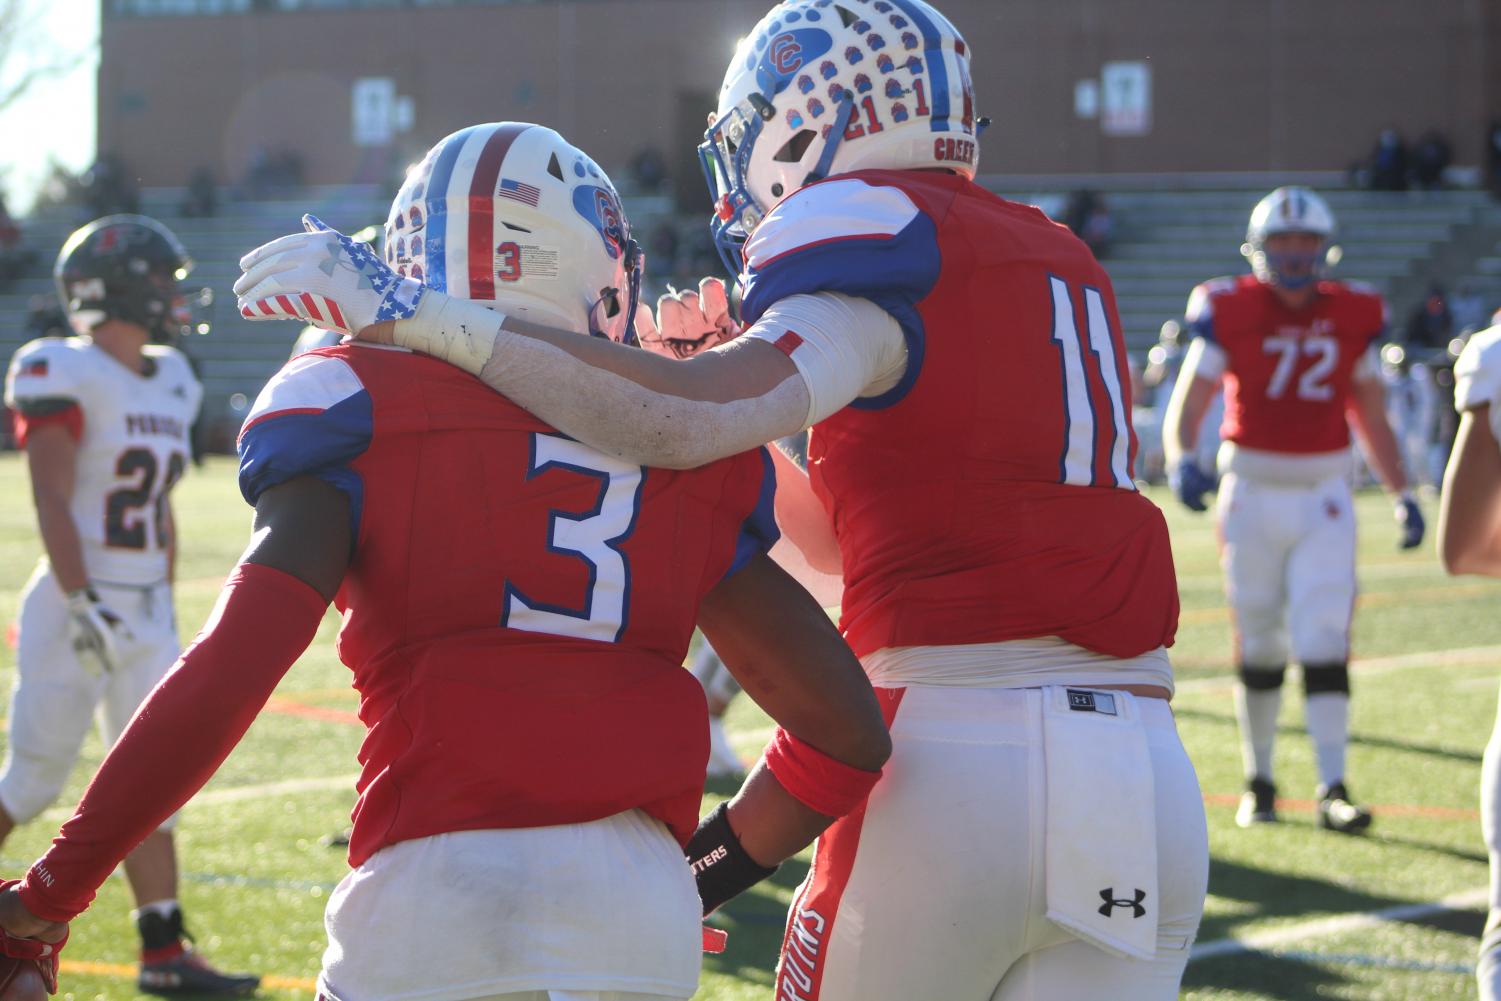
233,215,425,336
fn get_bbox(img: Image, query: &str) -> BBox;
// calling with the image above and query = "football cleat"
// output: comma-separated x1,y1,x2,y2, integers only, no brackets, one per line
138,952,259,997
1235,776,1278,827
1317,782,1373,834
136,909,259,997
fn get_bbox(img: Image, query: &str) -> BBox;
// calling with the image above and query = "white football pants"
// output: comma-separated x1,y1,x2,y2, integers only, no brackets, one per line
775,685,1208,1001
1479,682,1501,1001
1215,473,1357,668
0,564,181,825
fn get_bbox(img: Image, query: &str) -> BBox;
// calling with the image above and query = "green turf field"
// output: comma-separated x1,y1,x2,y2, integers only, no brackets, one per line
0,452,1497,1000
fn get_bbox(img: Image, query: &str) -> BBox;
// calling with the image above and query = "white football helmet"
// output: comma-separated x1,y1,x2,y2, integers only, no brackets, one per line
700,0,981,272
385,122,642,343
1242,186,1340,290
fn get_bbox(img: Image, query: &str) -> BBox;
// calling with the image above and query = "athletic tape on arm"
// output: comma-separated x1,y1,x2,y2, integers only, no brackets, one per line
741,292,907,429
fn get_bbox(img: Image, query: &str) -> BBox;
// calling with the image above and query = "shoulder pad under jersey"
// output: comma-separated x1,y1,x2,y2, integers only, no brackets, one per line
237,351,372,509
3,338,100,413
1456,325,1501,413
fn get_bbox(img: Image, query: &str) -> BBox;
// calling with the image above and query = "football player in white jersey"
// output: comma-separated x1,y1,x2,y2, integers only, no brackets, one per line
1,216,258,996
1437,319,1501,1000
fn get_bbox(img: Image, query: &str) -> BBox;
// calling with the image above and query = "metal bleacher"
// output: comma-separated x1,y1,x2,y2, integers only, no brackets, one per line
4,181,1501,450
996,184,1501,352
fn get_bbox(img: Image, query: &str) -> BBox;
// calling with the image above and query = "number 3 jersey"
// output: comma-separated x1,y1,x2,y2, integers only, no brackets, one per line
236,344,777,866
738,170,1178,661
1185,274,1385,455
4,337,201,586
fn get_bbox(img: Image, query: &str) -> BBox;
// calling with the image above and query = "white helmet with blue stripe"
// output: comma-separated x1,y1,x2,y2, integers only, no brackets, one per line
384,122,642,344
1242,186,1340,291
700,0,981,273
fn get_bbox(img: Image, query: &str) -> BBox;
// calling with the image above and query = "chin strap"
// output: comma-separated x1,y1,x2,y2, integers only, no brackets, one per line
802,97,857,187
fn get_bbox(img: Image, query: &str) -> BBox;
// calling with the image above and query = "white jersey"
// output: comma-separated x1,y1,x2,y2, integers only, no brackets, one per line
1457,325,1501,446
4,337,202,586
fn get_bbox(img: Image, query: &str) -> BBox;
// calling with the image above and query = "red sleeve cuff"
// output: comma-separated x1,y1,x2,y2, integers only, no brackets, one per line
13,405,83,448
762,727,882,818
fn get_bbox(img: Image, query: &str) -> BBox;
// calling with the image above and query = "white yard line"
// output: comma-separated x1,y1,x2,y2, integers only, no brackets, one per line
1190,886,1489,961
1175,645,1501,694
725,646,1501,750
1176,561,1457,590
38,773,358,823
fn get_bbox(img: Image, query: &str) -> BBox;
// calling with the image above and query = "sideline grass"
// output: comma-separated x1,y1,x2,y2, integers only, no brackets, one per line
0,454,1496,999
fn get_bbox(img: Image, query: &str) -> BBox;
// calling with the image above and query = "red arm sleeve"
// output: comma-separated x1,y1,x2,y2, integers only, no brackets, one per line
16,563,327,922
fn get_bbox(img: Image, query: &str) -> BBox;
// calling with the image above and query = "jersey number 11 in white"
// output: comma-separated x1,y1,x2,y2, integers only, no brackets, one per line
1048,276,1132,489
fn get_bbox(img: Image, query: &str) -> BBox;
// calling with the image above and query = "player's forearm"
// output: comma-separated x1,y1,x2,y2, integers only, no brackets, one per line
725,761,837,866
165,505,177,585
375,297,809,469
1348,384,1409,495
1163,375,1214,464
32,498,89,594
1439,409,1501,576
16,564,326,923
699,557,888,772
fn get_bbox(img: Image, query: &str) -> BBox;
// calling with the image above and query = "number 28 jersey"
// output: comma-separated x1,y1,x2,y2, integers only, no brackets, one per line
1186,274,1385,454
739,170,1178,660
4,337,201,585
237,344,777,866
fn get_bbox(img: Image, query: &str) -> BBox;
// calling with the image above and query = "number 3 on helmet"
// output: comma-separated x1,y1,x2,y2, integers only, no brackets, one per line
700,0,982,274
384,122,643,344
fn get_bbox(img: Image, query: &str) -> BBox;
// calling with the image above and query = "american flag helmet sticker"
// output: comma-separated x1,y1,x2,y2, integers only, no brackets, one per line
498,177,542,207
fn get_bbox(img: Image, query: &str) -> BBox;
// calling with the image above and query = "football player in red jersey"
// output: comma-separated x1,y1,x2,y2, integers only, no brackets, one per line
1438,318,1501,1000
231,4,1208,998
1164,186,1424,834
0,124,891,1001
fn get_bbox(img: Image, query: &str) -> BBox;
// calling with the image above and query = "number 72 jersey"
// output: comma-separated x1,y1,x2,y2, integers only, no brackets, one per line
1186,273,1386,454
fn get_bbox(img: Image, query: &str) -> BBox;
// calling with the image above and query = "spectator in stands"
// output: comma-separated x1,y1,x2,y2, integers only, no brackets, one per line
180,166,218,218
630,148,668,193
0,192,32,291
23,297,68,341
1412,130,1452,190
1406,283,1455,350
1064,188,1113,257
1452,282,1493,336
83,154,140,216
1370,129,1410,192
649,221,681,282
243,147,304,199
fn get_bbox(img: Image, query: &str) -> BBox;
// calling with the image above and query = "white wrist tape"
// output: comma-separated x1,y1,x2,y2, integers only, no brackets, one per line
390,292,509,377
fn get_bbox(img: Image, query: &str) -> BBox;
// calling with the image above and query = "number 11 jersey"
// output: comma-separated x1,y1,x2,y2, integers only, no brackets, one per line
738,170,1177,660
4,337,201,586
236,343,777,867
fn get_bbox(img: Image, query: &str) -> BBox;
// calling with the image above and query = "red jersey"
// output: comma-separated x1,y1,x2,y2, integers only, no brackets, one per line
1186,274,1386,454
739,170,1178,660
237,344,777,864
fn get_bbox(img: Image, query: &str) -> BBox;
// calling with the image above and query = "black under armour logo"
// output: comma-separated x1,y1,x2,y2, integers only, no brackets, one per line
1098,887,1147,918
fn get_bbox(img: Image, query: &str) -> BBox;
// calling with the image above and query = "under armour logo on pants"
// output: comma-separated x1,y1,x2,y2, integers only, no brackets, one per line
1098,887,1148,918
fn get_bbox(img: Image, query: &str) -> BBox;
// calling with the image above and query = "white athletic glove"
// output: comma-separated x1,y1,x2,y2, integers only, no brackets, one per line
233,215,426,336
637,277,740,359
64,588,130,677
